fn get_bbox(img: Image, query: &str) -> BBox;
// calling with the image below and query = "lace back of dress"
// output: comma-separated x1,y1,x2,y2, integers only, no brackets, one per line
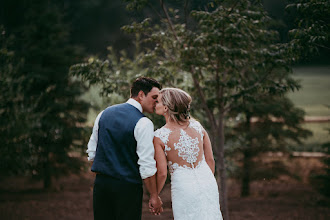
155,120,205,174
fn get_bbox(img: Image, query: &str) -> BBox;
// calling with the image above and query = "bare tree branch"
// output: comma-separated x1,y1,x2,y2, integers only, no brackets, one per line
191,66,217,131
215,60,223,116
226,0,241,17
159,0,179,40
147,3,163,20
184,0,189,26
313,42,330,50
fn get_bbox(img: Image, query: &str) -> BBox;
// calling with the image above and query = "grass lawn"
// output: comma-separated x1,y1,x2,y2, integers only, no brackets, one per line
287,65,330,116
287,65,330,151
288,122,330,152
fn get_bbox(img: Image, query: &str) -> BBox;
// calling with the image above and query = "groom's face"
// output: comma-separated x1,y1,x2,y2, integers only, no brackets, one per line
141,87,160,113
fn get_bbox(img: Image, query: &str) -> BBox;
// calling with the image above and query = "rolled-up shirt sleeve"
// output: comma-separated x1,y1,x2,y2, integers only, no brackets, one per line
135,117,157,179
86,111,103,161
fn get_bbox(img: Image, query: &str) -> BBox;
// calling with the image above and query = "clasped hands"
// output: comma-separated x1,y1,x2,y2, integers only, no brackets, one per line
148,194,163,215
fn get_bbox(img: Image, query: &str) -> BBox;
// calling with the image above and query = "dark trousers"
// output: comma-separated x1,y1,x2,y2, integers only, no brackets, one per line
93,174,143,220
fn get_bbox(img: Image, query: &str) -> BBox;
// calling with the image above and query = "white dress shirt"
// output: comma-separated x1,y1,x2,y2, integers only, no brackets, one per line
86,98,157,179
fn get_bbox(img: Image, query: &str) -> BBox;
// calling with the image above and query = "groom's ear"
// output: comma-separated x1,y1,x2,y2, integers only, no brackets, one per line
137,90,145,101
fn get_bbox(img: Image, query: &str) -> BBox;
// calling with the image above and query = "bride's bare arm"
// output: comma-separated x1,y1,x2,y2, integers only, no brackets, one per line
203,130,215,174
154,137,168,194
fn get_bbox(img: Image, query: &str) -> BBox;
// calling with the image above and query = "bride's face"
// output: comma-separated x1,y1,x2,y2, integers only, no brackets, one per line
155,93,167,116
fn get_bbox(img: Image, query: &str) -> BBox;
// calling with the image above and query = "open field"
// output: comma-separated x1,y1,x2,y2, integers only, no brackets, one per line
289,122,330,152
284,66,330,151
287,66,330,117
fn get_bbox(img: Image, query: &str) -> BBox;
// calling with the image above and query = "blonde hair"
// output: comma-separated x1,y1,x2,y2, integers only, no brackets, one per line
160,88,192,124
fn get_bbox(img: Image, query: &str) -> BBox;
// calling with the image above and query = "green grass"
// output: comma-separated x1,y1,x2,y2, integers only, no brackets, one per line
287,66,330,116
288,122,330,152
286,65,330,152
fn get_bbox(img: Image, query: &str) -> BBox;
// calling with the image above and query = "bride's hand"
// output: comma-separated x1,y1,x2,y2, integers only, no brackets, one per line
149,194,163,215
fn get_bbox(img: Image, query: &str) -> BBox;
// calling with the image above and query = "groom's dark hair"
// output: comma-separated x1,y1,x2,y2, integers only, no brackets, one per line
130,77,162,97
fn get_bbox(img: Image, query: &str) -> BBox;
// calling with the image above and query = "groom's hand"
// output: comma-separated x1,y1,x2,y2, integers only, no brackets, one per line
149,194,163,215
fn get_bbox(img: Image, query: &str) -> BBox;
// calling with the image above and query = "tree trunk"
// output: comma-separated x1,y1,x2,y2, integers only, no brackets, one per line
241,114,252,197
215,114,229,220
43,153,52,189
241,149,251,197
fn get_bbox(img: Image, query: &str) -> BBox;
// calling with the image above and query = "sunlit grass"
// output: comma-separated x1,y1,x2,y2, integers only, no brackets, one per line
286,66,330,151
287,66,330,116
288,122,330,152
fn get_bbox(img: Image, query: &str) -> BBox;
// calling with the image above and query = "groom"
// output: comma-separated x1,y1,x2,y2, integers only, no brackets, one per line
87,77,163,219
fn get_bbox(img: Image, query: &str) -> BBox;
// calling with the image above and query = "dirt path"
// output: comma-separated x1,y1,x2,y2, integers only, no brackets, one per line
0,173,329,220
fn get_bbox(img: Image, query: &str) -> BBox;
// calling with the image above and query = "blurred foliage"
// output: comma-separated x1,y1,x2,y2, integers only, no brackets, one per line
286,0,330,61
227,95,311,196
0,1,90,189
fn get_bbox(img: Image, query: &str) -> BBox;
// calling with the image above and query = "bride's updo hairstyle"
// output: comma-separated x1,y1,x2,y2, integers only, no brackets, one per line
160,88,192,124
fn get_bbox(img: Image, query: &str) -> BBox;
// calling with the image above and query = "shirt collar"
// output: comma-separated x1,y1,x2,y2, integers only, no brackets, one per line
126,98,143,113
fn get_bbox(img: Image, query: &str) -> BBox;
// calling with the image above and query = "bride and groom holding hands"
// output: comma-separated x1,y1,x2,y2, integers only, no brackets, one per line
87,77,223,220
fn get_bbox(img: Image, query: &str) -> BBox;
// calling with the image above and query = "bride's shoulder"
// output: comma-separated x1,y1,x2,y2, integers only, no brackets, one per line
154,126,171,136
154,126,172,144
189,119,205,134
189,119,202,127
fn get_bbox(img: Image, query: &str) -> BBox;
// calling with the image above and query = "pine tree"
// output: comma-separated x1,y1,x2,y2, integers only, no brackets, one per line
0,1,89,189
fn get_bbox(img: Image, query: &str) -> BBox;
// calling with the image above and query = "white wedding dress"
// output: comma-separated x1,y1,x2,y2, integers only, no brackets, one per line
155,120,223,220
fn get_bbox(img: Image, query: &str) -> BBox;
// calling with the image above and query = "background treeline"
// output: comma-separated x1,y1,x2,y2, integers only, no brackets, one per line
2,0,328,60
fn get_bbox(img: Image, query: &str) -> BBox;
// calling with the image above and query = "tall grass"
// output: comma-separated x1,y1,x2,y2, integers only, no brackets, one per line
288,66,330,116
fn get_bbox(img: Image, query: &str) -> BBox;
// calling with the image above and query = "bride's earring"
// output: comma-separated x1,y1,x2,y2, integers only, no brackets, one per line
164,107,168,116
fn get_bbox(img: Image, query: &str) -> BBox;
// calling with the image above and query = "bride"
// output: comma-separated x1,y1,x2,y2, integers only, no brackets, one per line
153,88,223,220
